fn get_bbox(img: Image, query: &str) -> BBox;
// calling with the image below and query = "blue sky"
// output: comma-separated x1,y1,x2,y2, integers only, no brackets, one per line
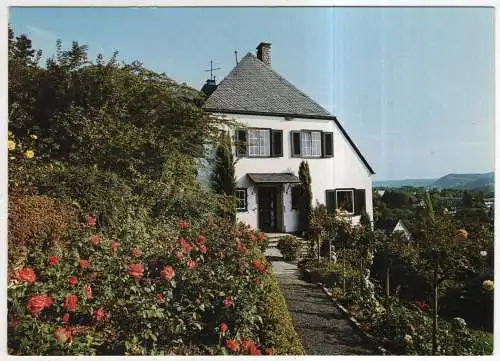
9,7,495,181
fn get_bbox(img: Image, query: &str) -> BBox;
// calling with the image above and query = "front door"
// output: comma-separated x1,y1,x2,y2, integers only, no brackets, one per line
258,187,277,232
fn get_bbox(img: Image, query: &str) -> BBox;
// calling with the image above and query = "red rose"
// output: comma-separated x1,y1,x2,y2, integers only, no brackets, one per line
86,216,96,227
160,265,175,281
219,322,229,335
237,240,247,254
156,293,165,303
242,340,255,353
94,307,106,321
128,264,144,279
223,297,233,307
196,234,207,245
175,251,184,261
248,344,262,355
199,244,208,254
186,259,196,269
54,327,72,344
67,276,78,287
258,232,265,241
79,259,89,269
90,235,101,247
225,339,240,352
131,247,141,257
26,295,53,316
82,284,93,300
179,219,189,229
62,313,70,324
15,267,36,284
48,255,58,265
264,348,273,355
110,241,120,250
64,295,78,312
179,238,192,253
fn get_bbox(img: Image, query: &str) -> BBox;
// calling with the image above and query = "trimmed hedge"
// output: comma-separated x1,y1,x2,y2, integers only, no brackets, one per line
259,273,304,355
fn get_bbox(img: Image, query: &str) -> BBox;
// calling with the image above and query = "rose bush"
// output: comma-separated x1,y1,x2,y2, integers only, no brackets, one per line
8,213,280,355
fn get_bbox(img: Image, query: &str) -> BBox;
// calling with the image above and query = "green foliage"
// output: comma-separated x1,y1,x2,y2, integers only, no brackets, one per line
209,131,236,221
381,189,412,209
277,236,301,262
298,161,312,232
258,274,304,355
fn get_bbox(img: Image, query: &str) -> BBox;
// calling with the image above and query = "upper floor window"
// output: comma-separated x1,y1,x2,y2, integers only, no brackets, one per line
248,129,270,157
291,130,334,158
236,128,283,158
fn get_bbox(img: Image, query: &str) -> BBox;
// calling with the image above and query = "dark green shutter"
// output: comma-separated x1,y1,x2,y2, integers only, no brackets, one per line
326,190,336,213
354,189,366,215
291,131,301,157
271,130,283,157
322,132,334,158
236,130,247,156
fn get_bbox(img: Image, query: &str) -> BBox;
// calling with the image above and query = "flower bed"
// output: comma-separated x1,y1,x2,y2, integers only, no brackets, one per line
298,261,493,355
8,213,291,355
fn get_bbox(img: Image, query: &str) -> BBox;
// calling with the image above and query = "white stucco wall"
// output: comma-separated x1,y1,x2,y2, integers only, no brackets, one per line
214,113,373,232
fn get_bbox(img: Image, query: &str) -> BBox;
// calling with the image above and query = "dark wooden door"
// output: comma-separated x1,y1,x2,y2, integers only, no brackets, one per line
258,187,277,232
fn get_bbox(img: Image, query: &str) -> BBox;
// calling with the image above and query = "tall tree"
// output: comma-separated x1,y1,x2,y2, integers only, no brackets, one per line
209,131,236,221
298,161,312,232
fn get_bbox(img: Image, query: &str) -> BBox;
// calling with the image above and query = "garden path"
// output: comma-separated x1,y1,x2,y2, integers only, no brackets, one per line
271,260,379,355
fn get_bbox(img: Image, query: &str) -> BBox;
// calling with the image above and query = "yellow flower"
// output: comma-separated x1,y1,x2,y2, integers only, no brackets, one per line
8,131,12,137
30,134,38,140
403,334,412,344
24,150,34,159
8,140,16,151
455,229,468,241
482,280,494,292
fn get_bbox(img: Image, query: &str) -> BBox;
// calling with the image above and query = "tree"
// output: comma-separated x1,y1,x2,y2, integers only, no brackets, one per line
298,161,312,232
209,131,236,221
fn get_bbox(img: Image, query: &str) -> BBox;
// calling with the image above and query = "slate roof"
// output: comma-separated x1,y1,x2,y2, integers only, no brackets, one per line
203,53,331,117
247,173,301,184
202,51,375,175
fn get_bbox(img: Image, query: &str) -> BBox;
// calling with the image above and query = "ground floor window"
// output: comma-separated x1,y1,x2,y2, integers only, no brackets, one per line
326,188,366,215
235,188,248,212
336,189,354,213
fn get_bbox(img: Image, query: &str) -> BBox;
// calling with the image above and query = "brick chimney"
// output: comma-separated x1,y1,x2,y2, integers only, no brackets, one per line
256,42,271,66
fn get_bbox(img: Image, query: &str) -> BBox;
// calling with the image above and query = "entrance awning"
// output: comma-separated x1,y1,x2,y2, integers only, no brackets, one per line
247,173,301,184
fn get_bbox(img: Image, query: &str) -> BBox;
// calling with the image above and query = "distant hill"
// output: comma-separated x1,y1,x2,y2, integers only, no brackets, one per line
374,178,437,188
374,172,494,191
430,172,494,191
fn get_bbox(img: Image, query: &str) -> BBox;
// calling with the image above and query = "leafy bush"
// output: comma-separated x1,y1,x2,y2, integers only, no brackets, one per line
258,273,304,355
277,235,301,261
8,216,277,355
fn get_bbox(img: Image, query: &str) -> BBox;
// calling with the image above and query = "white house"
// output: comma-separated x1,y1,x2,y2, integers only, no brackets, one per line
202,42,374,233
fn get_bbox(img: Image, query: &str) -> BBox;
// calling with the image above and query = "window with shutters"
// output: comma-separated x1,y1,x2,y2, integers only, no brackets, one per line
292,130,333,158
236,128,283,158
235,188,248,212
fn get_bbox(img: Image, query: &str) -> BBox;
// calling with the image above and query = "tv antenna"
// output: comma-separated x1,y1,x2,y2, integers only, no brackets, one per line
204,60,221,81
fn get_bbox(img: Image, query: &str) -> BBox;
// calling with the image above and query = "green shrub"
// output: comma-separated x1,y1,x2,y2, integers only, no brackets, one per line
258,273,304,354
276,235,301,261
7,217,277,355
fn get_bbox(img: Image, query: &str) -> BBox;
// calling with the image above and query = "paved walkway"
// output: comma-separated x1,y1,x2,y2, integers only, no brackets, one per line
271,260,379,355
